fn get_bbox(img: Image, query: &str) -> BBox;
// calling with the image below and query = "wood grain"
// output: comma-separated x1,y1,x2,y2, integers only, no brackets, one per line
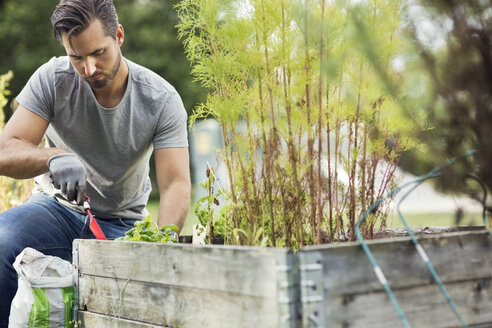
78,275,279,327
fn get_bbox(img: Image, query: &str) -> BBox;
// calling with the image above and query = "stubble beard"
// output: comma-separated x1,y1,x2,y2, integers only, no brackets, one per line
85,51,122,89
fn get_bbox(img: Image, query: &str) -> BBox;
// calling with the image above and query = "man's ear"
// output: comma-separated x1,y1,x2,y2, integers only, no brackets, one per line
116,24,124,47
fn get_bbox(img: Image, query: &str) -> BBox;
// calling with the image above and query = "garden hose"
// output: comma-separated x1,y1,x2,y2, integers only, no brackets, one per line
354,149,491,327
395,176,467,327
355,179,413,328
464,173,492,238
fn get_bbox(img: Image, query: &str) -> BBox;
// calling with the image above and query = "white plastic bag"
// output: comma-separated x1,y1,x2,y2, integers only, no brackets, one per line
8,247,74,328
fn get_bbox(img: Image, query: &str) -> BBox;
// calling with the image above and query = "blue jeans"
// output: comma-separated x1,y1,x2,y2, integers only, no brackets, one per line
0,193,137,327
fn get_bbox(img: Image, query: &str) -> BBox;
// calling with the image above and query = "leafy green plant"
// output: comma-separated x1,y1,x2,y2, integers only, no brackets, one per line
116,216,179,243
194,164,228,243
233,227,269,247
68,320,82,328
177,0,422,247
0,71,33,211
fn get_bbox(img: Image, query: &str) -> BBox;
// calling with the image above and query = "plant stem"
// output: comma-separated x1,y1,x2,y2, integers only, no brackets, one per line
281,0,304,247
349,63,363,240
255,28,277,247
303,0,316,245
207,166,214,244
326,85,333,243
316,0,326,244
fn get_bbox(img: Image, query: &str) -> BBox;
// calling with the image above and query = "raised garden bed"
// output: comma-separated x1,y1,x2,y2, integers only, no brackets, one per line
73,227,492,327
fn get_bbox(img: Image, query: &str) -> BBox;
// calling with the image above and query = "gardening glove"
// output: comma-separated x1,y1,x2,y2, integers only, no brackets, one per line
48,153,87,205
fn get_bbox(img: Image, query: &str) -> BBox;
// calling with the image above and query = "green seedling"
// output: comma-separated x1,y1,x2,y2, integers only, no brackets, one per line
116,216,179,243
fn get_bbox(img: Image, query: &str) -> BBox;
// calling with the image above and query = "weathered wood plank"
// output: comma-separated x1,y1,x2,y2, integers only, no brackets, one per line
78,311,162,328
75,240,287,298
302,230,492,296
323,277,492,328
78,274,279,328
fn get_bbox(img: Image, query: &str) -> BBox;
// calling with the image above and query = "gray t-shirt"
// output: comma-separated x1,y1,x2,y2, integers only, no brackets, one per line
16,56,188,219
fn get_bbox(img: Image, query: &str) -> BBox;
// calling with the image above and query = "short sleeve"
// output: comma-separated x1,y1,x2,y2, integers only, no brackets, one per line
153,90,189,149
15,58,56,122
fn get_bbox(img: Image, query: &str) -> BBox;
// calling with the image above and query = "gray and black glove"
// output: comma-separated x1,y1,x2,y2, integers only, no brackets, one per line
48,153,87,205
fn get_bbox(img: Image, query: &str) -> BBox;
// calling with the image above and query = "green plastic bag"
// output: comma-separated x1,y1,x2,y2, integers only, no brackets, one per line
9,248,74,328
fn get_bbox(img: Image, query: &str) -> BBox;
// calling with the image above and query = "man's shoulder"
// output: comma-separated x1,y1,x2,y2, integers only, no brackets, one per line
34,56,75,87
126,58,176,95
43,56,74,75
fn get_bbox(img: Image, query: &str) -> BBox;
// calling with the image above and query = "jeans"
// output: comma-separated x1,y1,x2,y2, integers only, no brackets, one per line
0,193,137,328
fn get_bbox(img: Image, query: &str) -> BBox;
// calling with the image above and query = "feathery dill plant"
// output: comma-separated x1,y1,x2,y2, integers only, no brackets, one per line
176,0,422,248
0,71,33,211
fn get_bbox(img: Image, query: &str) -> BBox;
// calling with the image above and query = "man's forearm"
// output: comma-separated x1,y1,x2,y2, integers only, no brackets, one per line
156,180,191,232
0,138,65,179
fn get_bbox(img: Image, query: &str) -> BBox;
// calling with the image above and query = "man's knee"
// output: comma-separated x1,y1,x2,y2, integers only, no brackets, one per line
0,194,83,265
0,221,21,323
0,223,22,265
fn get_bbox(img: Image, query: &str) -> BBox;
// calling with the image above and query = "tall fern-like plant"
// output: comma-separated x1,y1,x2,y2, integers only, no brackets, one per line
177,0,422,247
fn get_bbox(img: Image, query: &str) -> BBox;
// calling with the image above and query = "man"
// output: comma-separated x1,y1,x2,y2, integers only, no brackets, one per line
0,0,191,325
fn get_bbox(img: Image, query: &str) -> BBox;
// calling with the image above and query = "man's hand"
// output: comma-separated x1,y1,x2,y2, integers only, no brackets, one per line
48,153,87,205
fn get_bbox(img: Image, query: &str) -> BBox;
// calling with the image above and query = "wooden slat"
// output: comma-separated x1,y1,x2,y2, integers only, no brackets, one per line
323,277,492,328
78,311,162,328
302,230,492,296
75,240,287,298
78,275,279,328
301,230,492,327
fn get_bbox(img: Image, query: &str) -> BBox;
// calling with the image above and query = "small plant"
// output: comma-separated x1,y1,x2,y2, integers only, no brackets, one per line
194,163,228,243
115,216,179,243
69,320,82,328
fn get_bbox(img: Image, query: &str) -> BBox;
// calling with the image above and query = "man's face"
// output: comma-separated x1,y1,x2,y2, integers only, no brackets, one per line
61,19,124,89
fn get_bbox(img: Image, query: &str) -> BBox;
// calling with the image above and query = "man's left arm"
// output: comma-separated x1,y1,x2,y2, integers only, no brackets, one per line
155,147,191,232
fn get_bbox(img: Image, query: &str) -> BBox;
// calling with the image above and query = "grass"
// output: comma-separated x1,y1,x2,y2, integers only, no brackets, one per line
146,200,198,236
386,211,484,228
147,199,488,237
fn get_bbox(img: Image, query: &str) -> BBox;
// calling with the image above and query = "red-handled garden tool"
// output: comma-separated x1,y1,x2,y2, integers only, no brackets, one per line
83,196,107,240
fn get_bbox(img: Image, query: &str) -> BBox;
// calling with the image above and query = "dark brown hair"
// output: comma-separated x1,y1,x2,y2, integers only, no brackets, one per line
51,0,119,43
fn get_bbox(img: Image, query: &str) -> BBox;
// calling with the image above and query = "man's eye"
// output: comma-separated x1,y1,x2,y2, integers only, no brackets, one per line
95,50,104,56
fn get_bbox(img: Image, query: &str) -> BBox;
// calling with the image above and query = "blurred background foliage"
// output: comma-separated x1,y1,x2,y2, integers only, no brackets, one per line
397,0,491,201
0,71,33,211
0,0,206,121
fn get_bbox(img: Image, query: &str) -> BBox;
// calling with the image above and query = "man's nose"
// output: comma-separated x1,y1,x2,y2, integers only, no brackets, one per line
84,57,97,76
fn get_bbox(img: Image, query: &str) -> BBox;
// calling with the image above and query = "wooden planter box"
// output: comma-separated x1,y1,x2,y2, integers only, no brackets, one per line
73,241,299,327
73,229,492,328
